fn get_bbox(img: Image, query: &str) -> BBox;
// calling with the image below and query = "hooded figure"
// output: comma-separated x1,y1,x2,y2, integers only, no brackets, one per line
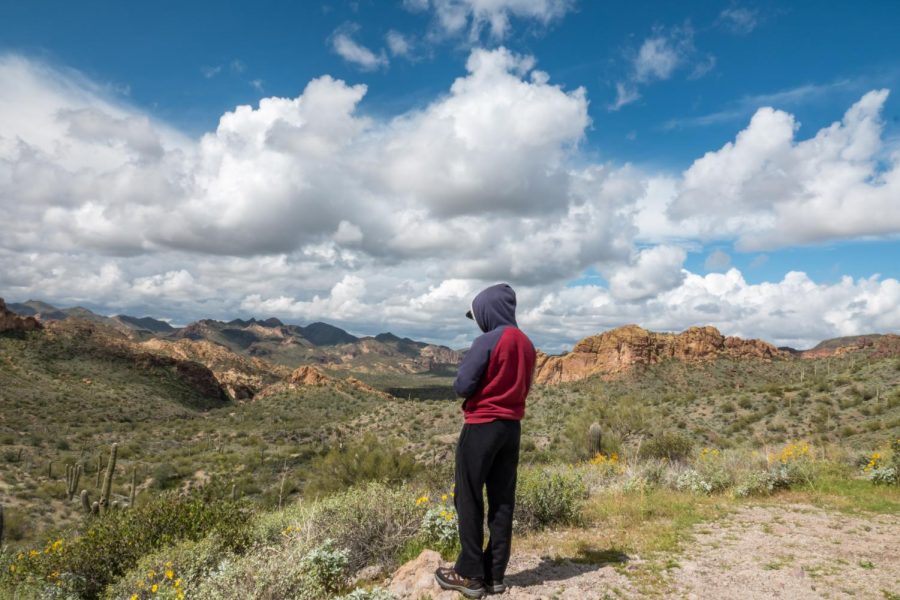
435,283,537,598
454,283,534,421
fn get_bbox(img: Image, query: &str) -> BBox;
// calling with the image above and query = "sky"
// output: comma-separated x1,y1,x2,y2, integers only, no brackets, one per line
1,0,899,351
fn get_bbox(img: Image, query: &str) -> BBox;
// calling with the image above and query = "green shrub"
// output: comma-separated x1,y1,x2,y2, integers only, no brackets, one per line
638,432,694,463
336,587,397,600
674,465,730,495
734,461,816,497
305,435,419,496
515,467,586,531
419,501,458,556
869,466,899,485
102,536,228,600
300,539,350,597
4,493,251,599
305,482,423,572
151,463,180,490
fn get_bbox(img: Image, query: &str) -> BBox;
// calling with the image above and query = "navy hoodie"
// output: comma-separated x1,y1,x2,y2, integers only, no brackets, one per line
454,284,536,424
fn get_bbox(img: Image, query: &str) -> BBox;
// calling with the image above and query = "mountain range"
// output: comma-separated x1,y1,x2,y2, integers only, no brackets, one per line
4,298,462,377
3,297,898,397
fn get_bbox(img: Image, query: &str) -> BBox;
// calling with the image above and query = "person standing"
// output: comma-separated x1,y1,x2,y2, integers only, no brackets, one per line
435,283,537,598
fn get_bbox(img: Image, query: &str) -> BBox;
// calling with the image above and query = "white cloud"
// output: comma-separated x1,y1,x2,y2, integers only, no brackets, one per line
667,89,900,250
202,65,223,78
704,249,731,272
408,0,573,41
386,30,412,57
719,6,758,35
610,24,711,111
1,52,899,351
330,25,389,71
605,245,687,301
634,36,682,83
522,269,900,351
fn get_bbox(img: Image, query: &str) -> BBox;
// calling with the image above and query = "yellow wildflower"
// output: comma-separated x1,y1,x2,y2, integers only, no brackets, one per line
175,578,183,588
151,583,158,593
130,595,138,600
166,569,174,579
441,494,448,502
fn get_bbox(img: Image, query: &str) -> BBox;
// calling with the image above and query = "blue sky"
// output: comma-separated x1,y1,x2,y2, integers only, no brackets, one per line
0,0,899,349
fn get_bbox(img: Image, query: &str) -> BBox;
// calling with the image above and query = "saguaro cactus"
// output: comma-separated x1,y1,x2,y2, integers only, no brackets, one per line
66,463,83,501
99,443,118,514
278,470,287,509
81,490,91,514
129,466,137,508
1,502,5,548
588,423,602,456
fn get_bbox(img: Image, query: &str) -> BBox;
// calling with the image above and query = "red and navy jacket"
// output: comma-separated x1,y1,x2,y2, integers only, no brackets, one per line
454,284,536,424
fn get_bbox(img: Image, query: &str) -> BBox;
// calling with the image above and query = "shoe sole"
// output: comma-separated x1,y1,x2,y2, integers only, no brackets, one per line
434,574,487,598
486,583,507,594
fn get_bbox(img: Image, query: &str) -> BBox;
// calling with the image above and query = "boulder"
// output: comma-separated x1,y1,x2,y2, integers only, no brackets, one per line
387,550,457,600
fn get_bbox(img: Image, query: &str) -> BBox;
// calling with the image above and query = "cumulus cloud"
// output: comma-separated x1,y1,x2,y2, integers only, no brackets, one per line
1,52,899,350
605,245,687,301
522,269,900,351
666,89,900,250
330,25,389,71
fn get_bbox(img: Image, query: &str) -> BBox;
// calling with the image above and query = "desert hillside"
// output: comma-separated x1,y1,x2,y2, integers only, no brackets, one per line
0,299,898,599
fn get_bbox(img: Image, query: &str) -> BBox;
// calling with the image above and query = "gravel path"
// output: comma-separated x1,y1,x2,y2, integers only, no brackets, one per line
667,504,899,599
389,503,900,599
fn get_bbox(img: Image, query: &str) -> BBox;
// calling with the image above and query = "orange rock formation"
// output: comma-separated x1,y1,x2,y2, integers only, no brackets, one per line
534,324,787,385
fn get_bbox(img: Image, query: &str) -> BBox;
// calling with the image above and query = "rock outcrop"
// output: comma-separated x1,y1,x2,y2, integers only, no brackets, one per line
255,365,391,400
0,298,42,333
132,353,230,406
535,324,787,385
800,334,900,359
138,337,288,400
289,365,332,386
387,550,456,600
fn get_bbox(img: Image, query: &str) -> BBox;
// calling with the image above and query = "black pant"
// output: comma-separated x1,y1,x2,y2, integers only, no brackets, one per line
454,419,521,581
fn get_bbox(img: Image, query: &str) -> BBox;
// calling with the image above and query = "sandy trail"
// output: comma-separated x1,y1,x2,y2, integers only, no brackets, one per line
391,503,900,599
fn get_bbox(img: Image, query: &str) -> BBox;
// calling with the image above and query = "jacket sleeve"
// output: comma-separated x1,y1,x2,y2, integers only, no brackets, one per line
453,333,492,398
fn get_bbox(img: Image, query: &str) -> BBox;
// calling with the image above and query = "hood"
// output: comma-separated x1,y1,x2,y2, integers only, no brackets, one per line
468,283,517,333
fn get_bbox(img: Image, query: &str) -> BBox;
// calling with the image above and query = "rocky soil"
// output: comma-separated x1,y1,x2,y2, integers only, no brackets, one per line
387,503,900,599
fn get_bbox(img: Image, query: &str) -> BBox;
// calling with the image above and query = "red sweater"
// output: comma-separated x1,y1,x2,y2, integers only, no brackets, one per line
461,327,536,424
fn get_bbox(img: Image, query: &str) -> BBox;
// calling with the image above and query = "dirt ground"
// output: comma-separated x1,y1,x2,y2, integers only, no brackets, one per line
392,503,900,599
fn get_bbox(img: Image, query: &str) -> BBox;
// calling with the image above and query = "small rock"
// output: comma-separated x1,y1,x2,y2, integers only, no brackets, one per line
388,550,457,600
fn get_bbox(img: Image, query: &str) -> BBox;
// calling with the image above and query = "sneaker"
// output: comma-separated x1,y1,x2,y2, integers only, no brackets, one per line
434,567,487,598
484,579,507,594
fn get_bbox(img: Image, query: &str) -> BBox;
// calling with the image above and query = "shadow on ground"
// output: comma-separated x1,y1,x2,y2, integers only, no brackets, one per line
506,549,629,587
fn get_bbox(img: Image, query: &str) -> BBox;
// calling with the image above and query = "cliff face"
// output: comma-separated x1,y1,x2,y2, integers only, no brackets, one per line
0,298,43,333
535,324,787,385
